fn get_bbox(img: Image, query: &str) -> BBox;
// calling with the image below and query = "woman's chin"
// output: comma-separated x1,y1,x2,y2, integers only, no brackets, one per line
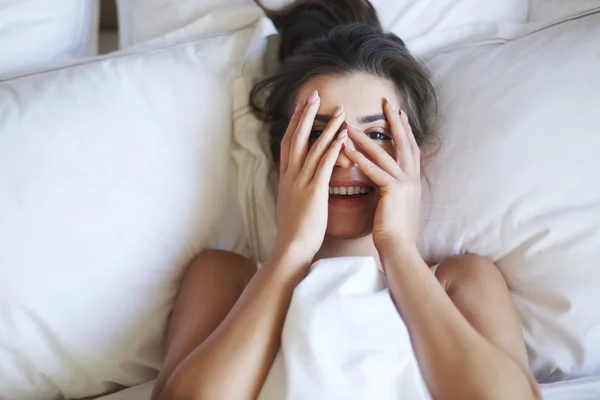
325,222,372,240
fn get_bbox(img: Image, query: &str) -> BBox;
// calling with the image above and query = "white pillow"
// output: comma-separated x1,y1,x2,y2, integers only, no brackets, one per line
529,0,600,22
0,29,253,399
0,0,99,80
116,0,255,49
232,9,600,382
373,0,528,40
116,0,528,49
421,11,600,381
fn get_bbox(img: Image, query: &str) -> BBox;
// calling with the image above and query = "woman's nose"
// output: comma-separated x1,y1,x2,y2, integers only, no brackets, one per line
335,137,357,168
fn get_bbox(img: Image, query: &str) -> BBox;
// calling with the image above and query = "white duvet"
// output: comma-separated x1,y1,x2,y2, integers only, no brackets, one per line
258,257,431,400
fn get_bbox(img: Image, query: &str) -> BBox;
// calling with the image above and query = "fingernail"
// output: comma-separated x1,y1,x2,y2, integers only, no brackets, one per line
385,99,398,112
295,101,305,112
338,129,348,138
387,99,397,112
308,90,319,105
401,110,408,121
333,105,344,117
345,122,360,130
344,140,355,151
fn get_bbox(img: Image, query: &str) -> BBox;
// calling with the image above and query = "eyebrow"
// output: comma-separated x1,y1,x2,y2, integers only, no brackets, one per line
314,113,387,124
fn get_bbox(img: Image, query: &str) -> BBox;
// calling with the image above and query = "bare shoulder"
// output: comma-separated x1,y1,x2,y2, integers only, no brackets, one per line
434,254,507,293
154,250,258,398
433,256,530,373
183,249,258,292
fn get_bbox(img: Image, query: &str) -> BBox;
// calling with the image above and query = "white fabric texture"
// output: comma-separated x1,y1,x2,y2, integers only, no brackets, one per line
116,0,528,49
232,9,600,383
258,257,432,400
0,0,99,80
0,30,252,399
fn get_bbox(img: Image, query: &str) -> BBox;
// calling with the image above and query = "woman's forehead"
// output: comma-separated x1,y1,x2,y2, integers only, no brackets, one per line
295,74,400,123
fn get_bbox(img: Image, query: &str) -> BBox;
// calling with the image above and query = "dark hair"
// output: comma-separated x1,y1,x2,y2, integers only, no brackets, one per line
251,0,437,161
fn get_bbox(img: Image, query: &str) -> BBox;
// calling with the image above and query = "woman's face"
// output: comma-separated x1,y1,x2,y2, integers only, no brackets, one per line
293,73,401,239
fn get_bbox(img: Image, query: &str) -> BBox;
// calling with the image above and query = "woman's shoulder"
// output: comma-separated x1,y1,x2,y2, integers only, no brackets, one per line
434,254,502,292
184,249,258,290
192,249,257,267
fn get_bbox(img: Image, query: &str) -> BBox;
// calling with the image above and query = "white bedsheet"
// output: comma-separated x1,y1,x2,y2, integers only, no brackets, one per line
258,257,430,400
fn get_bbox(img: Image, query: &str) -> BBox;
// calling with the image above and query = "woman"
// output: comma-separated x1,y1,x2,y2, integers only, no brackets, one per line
152,1,542,399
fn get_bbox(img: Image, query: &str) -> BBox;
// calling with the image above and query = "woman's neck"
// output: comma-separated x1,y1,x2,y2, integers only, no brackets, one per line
314,233,382,269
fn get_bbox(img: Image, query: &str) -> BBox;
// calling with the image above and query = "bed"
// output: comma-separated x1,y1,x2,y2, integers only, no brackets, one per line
1,0,599,399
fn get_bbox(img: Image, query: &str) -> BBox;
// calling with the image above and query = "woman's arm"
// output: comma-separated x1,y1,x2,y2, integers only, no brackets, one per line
151,250,256,398
155,91,347,400
434,254,530,373
154,247,311,400
379,243,542,400
343,101,541,400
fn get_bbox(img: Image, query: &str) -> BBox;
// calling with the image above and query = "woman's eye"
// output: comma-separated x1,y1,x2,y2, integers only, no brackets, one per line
309,130,323,141
368,131,390,140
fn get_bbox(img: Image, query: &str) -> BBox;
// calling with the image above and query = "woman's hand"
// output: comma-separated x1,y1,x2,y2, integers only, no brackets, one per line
274,90,348,263
343,101,422,251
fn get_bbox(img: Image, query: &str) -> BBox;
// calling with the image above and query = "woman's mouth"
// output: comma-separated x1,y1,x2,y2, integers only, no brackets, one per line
328,183,373,207
328,186,371,195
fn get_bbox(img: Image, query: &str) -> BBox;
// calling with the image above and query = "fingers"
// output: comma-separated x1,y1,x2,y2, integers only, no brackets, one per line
288,90,321,175
342,141,394,188
384,101,414,176
300,106,346,183
279,101,306,174
346,125,405,180
313,131,348,186
400,110,421,177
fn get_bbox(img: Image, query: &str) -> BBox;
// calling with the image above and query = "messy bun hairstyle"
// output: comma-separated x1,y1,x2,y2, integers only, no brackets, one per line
250,0,437,162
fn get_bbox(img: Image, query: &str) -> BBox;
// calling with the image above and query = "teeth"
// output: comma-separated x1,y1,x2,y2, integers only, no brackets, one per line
328,186,370,196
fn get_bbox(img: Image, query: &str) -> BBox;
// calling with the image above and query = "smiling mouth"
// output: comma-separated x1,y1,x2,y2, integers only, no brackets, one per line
328,186,371,196
327,184,374,207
